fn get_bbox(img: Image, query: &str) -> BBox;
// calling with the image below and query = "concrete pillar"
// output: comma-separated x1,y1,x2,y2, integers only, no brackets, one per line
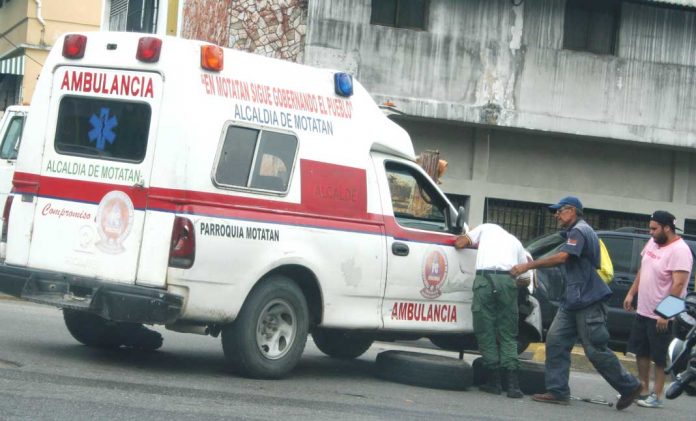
467,129,491,226
672,151,689,229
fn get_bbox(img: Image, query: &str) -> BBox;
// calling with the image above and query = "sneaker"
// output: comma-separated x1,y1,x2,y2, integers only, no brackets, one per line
616,383,643,410
636,392,664,409
532,392,570,405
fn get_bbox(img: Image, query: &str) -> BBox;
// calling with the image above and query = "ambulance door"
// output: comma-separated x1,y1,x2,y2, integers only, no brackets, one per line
26,66,162,284
371,153,477,332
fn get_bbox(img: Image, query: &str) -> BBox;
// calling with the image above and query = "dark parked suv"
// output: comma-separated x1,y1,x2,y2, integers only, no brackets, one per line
528,227,696,351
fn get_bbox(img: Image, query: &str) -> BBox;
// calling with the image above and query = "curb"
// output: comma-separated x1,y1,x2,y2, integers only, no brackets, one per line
527,343,638,375
0,293,19,301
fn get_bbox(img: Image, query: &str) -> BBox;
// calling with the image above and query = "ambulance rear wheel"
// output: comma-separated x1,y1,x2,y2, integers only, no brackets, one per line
63,309,122,349
222,275,309,379
312,329,374,359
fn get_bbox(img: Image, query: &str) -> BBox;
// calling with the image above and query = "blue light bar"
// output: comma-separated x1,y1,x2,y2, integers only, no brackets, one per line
334,72,353,97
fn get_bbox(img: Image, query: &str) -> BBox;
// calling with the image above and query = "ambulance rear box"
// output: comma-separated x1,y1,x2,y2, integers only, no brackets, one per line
0,32,541,378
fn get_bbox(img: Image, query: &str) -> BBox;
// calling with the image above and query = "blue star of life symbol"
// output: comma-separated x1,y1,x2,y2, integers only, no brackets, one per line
88,108,118,150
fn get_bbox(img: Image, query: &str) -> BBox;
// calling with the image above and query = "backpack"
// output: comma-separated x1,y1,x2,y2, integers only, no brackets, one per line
597,239,614,284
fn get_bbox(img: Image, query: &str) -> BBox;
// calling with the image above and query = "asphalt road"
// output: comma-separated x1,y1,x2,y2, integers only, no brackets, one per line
0,298,693,420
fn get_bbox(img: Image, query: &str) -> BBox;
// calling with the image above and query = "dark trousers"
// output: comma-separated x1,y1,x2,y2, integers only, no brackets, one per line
472,273,519,370
545,301,640,398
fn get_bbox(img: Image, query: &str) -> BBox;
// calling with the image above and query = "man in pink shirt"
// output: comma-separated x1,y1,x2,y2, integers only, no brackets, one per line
623,211,693,409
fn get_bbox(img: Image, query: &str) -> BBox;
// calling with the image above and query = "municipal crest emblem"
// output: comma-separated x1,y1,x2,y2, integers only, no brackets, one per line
421,248,448,299
96,190,134,254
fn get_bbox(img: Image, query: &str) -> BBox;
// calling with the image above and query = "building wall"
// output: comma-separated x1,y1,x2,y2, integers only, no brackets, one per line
180,0,308,62
0,0,101,106
304,0,696,149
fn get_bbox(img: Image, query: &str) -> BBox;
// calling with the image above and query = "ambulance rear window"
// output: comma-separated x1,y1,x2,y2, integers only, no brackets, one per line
214,125,297,193
54,96,151,162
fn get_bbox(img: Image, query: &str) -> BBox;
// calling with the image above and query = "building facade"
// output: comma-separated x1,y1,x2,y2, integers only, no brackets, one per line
100,0,696,240
0,0,101,109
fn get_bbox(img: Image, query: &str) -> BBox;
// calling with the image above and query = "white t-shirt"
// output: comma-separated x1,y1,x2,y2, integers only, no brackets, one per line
466,223,532,279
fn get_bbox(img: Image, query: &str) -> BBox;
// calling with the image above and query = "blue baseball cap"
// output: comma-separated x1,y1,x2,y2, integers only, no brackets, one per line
548,196,583,212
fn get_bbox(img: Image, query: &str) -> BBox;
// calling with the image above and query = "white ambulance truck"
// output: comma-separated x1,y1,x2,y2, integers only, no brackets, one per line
0,32,541,378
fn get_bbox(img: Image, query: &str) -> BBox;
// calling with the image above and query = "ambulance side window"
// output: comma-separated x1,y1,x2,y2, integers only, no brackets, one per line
385,161,447,232
214,125,297,193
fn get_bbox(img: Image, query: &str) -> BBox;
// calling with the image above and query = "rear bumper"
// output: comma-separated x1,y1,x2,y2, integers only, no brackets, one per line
0,264,183,324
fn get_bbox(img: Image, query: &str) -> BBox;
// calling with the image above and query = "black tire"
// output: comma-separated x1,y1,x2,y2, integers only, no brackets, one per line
117,323,163,351
63,309,122,349
430,334,530,355
376,350,473,390
472,357,546,395
221,275,309,379
428,334,477,352
312,329,374,359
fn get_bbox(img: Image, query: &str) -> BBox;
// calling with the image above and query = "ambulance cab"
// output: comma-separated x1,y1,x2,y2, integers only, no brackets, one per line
0,32,541,378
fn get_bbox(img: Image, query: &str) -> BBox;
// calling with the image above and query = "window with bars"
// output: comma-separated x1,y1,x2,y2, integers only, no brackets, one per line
563,0,620,55
370,0,428,30
483,198,650,243
109,0,159,34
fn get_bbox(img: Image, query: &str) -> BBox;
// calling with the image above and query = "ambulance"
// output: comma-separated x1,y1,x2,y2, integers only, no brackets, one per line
0,32,541,379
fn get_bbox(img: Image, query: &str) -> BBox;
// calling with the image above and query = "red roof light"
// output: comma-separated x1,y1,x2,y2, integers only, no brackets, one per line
62,34,87,59
136,37,162,63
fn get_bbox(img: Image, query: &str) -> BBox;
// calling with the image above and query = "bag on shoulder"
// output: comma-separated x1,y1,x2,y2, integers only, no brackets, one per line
597,239,614,284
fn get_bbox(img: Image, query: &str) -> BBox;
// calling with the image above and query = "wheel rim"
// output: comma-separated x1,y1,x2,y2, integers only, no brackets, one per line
256,298,297,360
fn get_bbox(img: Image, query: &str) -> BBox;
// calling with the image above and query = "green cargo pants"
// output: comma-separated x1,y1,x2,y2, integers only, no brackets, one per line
472,273,520,370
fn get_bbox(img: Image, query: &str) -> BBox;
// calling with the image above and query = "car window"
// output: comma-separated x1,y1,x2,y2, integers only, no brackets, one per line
633,238,648,273
214,125,297,193
385,161,448,232
0,115,25,160
600,236,633,273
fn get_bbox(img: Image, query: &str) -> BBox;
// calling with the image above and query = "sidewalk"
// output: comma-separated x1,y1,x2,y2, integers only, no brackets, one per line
526,343,638,375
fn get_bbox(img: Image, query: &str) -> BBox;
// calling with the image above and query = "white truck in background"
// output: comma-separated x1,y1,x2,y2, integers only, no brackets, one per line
0,105,29,216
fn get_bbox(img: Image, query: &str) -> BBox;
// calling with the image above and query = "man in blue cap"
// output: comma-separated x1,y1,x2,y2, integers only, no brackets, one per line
511,196,641,410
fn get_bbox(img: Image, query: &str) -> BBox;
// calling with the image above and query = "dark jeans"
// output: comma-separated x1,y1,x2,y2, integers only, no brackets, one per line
545,301,640,399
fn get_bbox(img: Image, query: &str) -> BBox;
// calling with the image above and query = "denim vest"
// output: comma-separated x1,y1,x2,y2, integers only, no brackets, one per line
560,220,612,310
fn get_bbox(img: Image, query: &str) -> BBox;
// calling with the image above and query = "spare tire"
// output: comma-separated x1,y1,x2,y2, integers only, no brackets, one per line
376,350,473,390
312,329,373,359
472,357,545,395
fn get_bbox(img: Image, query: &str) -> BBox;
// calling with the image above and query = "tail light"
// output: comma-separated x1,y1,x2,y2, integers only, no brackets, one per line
1,196,13,243
169,216,195,268
136,37,162,63
63,34,87,59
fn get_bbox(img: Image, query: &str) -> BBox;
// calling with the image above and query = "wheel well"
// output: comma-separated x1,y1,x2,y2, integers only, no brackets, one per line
267,265,323,327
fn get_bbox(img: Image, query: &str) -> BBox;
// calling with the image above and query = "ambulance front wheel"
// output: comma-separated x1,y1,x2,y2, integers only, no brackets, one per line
221,275,309,379
312,328,374,359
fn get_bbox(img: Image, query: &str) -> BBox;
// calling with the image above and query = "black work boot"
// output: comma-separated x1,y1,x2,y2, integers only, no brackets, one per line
505,369,524,398
480,369,502,395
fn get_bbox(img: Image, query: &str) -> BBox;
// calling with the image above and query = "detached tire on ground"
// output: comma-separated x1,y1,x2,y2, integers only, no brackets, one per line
221,275,309,379
376,350,473,390
312,329,374,359
63,309,122,349
472,356,546,395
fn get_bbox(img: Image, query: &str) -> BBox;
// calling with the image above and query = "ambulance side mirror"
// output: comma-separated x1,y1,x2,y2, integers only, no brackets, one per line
450,206,466,235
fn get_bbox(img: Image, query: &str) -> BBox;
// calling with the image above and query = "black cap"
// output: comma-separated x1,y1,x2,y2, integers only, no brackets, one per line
651,210,681,232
